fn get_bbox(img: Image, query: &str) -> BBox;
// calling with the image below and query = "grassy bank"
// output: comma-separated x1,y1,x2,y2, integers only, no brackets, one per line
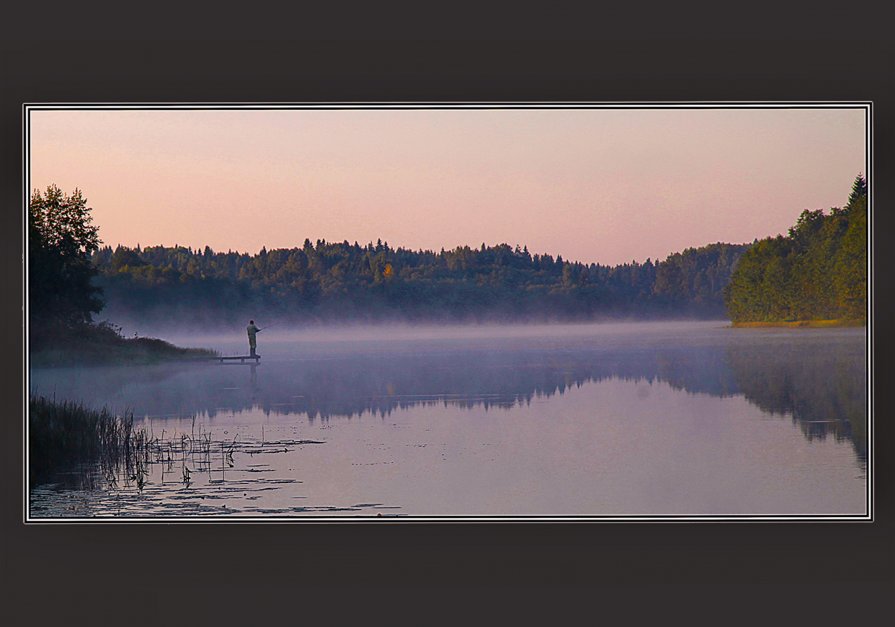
731,319,865,328
30,321,218,367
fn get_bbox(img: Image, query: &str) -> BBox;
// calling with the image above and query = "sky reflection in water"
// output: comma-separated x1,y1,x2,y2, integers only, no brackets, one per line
29,322,868,518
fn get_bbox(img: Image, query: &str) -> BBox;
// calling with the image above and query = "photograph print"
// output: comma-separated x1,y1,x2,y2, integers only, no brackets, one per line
25,103,870,521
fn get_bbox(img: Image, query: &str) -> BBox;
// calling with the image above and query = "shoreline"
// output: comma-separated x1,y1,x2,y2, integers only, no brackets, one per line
730,319,865,329
30,336,218,368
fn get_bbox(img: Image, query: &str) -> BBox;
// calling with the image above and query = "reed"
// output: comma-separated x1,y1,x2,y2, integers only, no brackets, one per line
29,395,150,486
30,396,309,496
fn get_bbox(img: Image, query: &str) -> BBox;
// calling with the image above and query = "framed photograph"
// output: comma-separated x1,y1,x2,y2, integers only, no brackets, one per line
4,25,892,622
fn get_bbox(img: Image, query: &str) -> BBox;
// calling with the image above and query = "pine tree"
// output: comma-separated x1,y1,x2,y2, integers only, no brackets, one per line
848,174,867,207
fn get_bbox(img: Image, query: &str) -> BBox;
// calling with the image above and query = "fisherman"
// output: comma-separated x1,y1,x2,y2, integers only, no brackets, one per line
247,319,261,357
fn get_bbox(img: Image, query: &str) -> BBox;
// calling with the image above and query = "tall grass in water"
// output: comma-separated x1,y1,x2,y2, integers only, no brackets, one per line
29,395,151,487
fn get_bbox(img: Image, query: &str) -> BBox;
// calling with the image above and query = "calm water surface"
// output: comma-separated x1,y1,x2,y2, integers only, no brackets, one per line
29,321,868,518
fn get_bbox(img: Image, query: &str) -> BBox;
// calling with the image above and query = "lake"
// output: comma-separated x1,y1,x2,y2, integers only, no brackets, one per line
28,321,868,519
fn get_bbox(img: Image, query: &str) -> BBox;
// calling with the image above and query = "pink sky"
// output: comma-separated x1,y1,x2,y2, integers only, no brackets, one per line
28,107,866,266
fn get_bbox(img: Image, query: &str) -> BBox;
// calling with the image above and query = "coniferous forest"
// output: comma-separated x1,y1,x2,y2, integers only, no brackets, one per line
724,175,867,324
91,239,748,329
30,175,868,337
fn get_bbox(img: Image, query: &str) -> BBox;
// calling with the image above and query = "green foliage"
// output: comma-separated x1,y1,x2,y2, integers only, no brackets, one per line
848,173,867,207
653,243,748,315
833,194,867,320
92,240,749,326
725,175,868,323
29,185,104,345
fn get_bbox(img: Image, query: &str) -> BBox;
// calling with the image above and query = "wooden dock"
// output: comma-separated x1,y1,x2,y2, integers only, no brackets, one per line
216,355,261,364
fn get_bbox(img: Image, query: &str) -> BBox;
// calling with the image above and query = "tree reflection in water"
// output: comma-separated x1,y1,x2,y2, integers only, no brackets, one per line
725,340,866,463
31,330,867,463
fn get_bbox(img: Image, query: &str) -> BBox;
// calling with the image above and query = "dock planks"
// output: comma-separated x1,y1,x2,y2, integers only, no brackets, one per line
216,355,261,364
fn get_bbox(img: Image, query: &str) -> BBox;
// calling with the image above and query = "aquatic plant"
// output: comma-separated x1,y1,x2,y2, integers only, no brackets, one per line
29,395,149,485
30,395,323,516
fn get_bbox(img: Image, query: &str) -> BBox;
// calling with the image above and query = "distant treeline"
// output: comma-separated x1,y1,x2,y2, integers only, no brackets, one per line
92,240,749,327
34,175,868,333
725,175,867,323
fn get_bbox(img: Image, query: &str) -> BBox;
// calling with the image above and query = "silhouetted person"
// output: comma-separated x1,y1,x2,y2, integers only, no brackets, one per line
247,320,261,357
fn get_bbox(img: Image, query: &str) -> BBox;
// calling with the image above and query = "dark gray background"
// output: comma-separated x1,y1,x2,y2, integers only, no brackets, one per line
3,3,893,623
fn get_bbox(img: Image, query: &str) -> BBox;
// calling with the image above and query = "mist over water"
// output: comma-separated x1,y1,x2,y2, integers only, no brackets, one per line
30,321,867,518
122,318,726,349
